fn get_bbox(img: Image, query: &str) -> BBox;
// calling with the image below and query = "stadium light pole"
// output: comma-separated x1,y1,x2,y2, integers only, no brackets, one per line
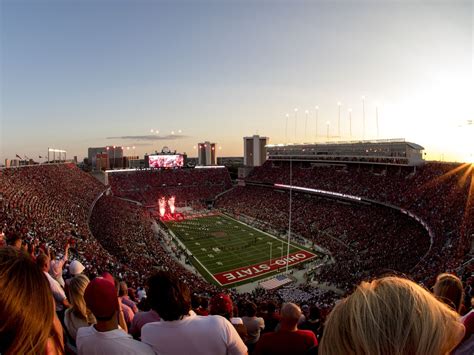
348,108,352,139
337,102,342,138
113,145,116,169
361,96,366,140
294,108,298,143
375,104,379,138
285,113,289,144
326,121,330,140
315,106,319,142
305,110,309,143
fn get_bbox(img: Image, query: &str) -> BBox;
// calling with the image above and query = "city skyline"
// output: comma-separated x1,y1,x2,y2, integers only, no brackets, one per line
1,0,473,163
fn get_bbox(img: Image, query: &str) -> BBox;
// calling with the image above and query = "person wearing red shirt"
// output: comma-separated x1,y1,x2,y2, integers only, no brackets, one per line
254,302,317,355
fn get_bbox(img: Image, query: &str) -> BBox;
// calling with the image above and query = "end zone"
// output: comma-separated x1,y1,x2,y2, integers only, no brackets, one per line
213,250,316,285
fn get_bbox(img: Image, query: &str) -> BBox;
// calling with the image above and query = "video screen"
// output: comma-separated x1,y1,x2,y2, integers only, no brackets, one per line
148,154,184,168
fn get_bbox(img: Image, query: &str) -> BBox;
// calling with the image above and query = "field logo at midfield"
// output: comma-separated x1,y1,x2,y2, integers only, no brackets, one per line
213,250,316,285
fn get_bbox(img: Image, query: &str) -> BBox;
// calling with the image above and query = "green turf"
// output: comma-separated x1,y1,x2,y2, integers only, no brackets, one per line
165,213,315,286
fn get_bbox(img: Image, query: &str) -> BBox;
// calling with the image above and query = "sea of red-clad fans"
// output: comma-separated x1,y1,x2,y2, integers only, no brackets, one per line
216,185,431,290
0,164,121,275
109,168,232,207
242,161,474,285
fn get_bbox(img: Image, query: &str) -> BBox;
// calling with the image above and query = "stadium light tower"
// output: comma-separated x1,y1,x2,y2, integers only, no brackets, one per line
285,113,289,144
375,103,379,138
326,121,330,140
337,102,342,138
314,106,319,142
361,96,366,140
304,110,309,143
348,108,352,139
294,108,298,143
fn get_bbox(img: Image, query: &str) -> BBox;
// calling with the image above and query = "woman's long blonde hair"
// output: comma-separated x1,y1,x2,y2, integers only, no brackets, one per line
68,274,95,323
0,247,62,355
320,276,464,355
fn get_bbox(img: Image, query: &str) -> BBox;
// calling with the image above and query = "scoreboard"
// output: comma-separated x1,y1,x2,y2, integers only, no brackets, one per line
147,154,184,168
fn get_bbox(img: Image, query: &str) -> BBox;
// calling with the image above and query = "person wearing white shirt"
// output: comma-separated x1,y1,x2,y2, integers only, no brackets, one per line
141,271,247,355
76,277,154,355
37,253,70,312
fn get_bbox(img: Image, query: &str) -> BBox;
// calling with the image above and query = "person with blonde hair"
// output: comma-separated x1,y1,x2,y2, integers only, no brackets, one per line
320,276,465,355
64,274,96,349
433,273,464,313
0,246,64,355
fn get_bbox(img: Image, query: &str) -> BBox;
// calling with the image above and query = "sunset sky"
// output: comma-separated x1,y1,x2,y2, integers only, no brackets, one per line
1,0,472,163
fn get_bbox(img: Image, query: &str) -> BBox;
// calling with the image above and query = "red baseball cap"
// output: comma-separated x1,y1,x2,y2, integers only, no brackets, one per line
210,293,233,315
84,277,119,319
100,272,115,285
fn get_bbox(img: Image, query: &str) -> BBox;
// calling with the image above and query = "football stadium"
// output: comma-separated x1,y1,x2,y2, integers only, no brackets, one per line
2,1,473,354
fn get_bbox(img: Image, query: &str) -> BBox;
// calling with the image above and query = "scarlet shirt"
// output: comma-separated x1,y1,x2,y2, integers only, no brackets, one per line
254,329,318,355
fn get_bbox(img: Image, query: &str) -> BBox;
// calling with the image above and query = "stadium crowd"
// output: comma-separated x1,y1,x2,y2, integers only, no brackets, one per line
217,185,431,290
109,168,232,206
242,161,474,285
1,162,473,354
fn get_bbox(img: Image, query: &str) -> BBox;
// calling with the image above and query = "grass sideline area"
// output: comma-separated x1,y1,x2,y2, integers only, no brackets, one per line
165,213,318,287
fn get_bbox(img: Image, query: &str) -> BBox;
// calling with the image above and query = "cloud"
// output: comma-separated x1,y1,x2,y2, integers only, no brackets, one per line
127,143,152,147
106,134,188,141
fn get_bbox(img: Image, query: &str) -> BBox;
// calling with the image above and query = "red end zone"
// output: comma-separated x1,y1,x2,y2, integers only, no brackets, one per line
213,250,316,286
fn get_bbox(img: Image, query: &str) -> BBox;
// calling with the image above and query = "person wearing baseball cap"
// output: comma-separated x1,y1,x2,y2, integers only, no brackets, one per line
210,293,248,343
69,260,85,276
76,277,154,355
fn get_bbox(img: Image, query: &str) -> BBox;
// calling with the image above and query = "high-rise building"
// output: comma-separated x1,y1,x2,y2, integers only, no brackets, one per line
243,135,268,166
197,141,216,166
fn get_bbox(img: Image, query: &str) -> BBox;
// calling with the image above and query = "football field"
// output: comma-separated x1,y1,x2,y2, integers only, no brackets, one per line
165,213,317,287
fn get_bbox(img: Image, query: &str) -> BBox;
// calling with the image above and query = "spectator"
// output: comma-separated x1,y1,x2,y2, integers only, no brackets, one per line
136,286,147,301
115,279,134,329
129,298,161,340
433,273,464,313
261,301,280,333
50,242,70,287
210,293,248,342
119,281,138,314
6,232,22,249
64,274,96,351
141,271,247,355
299,305,323,341
254,303,318,355
76,277,154,355
0,246,64,354
241,302,265,352
319,276,465,355
37,253,71,319
69,260,85,277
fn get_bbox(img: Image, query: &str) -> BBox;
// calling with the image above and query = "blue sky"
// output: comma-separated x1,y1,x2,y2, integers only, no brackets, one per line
1,0,472,162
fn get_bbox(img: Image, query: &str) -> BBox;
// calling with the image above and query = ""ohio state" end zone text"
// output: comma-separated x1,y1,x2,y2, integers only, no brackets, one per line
213,250,316,286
